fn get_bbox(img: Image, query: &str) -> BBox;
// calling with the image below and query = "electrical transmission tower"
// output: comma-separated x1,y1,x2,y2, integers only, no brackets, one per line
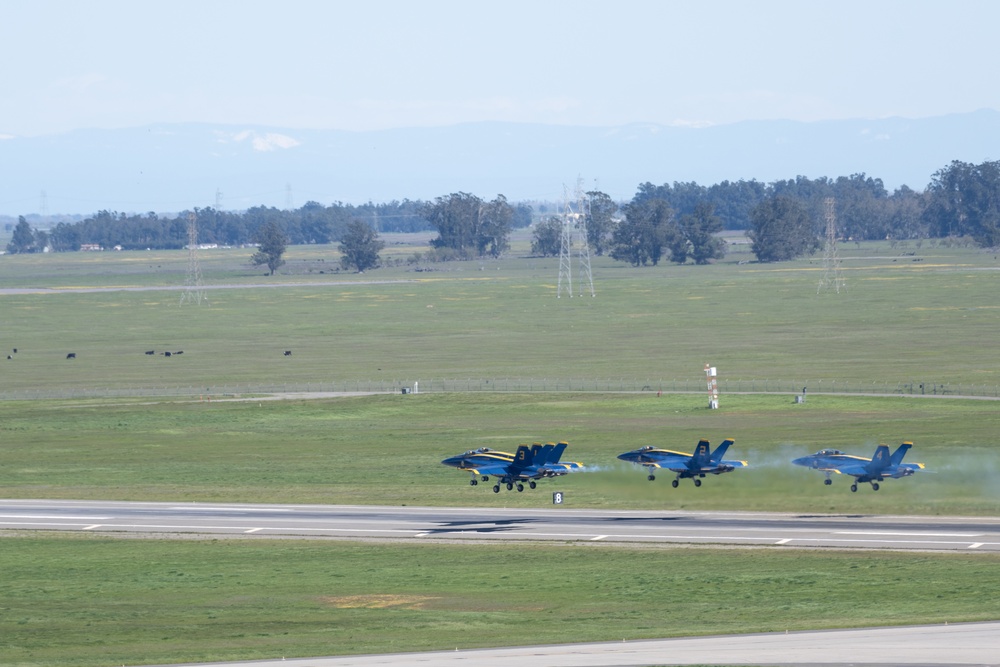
556,182,596,298
180,212,207,305
817,197,846,294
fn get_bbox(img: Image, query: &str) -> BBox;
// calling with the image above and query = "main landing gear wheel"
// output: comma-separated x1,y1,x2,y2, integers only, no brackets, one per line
850,483,858,492
493,485,501,493
528,481,537,489
671,479,679,488
647,474,656,481
694,479,702,487
872,482,880,491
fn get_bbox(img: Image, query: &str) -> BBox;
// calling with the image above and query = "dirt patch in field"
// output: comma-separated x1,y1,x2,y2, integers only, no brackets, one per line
320,594,438,609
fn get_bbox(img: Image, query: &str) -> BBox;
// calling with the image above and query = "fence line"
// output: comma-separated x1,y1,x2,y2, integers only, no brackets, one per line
0,378,997,401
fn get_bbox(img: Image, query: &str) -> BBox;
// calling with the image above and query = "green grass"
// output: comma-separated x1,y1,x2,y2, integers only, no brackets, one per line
2,535,998,667
1,241,999,392
2,393,998,515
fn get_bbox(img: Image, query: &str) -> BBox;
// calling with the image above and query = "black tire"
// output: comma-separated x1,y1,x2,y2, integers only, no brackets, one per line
851,484,858,492
506,482,513,491
469,479,477,486
647,474,656,482
529,481,537,489
493,485,501,493
824,478,832,485
671,479,679,488
872,482,880,491
694,479,702,487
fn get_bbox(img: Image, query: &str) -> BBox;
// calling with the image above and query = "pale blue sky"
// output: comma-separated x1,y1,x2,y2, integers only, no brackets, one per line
3,0,999,137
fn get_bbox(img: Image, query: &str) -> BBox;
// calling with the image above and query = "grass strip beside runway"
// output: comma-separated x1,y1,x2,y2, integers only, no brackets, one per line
3,534,999,667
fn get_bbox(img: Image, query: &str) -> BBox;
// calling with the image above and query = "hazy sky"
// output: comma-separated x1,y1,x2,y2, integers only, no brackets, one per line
3,0,999,137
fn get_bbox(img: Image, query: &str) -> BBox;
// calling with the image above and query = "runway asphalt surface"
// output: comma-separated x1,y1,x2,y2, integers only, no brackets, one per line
3,499,1000,551
137,622,1000,666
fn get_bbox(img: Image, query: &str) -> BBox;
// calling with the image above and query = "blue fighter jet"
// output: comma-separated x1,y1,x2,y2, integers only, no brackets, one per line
441,442,583,493
617,438,747,488
791,442,925,492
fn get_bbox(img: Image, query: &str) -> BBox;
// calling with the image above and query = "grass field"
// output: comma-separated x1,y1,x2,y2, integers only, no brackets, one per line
3,535,999,666
2,237,1000,666
2,392,999,514
1,239,999,393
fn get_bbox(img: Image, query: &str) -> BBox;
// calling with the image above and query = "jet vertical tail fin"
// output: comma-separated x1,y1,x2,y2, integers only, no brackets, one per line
710,439,735,462
866,445,891,474
510,445,535,474
546,442,568,464
890,442,913,466
690,439,712,467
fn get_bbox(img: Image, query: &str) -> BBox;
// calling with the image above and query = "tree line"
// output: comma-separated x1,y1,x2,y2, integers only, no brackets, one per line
6,159,1000,266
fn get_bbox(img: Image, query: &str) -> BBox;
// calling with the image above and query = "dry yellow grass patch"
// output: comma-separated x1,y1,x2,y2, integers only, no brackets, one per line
321,594,438,609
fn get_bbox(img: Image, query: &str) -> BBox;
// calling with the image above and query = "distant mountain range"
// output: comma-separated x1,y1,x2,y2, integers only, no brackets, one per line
3,110,999,216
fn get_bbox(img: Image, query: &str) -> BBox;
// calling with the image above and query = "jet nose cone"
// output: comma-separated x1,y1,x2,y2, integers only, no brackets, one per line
791,457,810,467
441,456,462,467
617,451,638,462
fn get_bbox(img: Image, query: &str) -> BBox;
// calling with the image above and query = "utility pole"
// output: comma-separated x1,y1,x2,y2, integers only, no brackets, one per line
818,197,846,293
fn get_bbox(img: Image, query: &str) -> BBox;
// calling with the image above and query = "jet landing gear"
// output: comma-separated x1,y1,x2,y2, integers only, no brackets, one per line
670,476,702,488
849,482,880,492
493,481,525,493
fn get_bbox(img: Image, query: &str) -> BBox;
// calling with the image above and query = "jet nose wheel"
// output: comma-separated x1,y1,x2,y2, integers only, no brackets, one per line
850,483,858,492
516,484,524,492
694,479,702,487
647,474,656,481
671,479,679,488
824,478,832,485
493,485,501,493
469,479,478,486
528,481,537,489
506,482,513,491
872,482,880,491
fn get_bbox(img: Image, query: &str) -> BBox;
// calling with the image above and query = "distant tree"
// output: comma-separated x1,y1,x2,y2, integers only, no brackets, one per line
923,160,1000,247
511,202,534,229
6,216,38,254
250,220,287,275
531,216,563,257
339,220,385,272
609,198,676,266
477,194,513,257
585,190,617,255
748,196,820,262
678,202,726,264
423,192,482,255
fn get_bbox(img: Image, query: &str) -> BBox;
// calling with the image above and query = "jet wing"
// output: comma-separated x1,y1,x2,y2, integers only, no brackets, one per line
463,462,516,477
834,464,870,477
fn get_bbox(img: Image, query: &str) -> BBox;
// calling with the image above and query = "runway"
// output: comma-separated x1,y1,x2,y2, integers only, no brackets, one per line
3,499,1000,551
142,622,1000,666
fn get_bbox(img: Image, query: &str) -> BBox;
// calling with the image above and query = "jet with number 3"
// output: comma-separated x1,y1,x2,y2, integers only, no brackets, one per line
792,442,924,492
617,438,747,488
441,442,583,494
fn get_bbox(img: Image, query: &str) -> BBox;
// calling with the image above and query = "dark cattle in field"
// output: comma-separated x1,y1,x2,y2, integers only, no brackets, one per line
284,350,292,356
6,355,10,360
174,351,183,355
12,348,16,353
145,350,155,355
163,351,172,357
66,353,76,359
